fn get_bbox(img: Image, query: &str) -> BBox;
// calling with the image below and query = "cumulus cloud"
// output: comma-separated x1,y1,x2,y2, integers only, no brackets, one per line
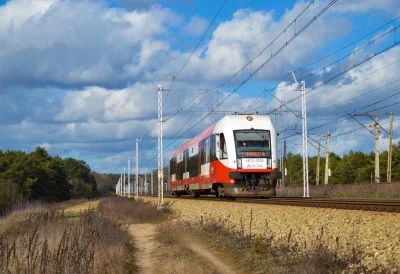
184,16,209,36
0,0,180,88
1,0,400,172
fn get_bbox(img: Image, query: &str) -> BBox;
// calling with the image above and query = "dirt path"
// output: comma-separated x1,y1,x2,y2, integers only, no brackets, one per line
186,241,238,274
129,224,157,274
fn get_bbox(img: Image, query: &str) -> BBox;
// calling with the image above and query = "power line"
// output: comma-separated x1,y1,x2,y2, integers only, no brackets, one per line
162,0,227,108
163,0,337,123
139,0,339,170
245,15,400,112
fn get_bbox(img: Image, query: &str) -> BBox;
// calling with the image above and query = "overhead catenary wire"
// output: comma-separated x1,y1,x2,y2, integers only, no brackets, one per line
139,0,339,170
162,0,227,109
246,15,400,112
139,1,227,142
163,0,337,124
261,35,400,116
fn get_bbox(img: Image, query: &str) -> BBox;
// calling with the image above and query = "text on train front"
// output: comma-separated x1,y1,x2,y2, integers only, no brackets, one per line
234,130,272,169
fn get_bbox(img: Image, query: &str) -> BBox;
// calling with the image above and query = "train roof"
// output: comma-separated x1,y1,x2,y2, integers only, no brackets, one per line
170,114,273,159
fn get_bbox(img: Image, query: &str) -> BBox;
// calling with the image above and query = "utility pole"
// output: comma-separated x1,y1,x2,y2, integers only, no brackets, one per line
284,140,287,186
324,130,330,185
128,158,131,197
280,111,284,187
123,166,126,196
316,133,321,186
136,139,139,198
120,172,122,196
151,171,154,195
145,174,147,195
375,116,380,183
387,112,393,183
289,71,309,197
158,85,164,206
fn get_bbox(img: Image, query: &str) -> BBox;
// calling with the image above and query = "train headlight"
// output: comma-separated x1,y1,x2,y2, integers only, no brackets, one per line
237,159,242,169
267,159,271,168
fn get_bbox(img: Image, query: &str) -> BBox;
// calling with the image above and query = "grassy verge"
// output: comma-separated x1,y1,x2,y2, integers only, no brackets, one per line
98,196,171,224
0,199,138,274
155,221,224,274
277,182,400,198
158,217,398,274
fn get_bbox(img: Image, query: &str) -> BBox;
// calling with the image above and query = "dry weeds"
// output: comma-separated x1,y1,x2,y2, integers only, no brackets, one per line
0,202,136,274
155,222,232,274
142,197,400,273
98,196,170,224
277,182,400,198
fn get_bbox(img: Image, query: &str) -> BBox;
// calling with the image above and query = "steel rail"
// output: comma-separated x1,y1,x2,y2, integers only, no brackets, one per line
146,195,400,213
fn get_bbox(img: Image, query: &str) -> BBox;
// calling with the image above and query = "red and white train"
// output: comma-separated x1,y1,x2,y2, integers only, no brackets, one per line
169,113,281,198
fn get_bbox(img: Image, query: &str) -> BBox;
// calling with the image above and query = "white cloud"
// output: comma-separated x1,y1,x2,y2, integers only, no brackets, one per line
185,16,209,36
1,0,400,172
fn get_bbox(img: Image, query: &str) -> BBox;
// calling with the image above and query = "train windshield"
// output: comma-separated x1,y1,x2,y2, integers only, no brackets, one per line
234,130,271,158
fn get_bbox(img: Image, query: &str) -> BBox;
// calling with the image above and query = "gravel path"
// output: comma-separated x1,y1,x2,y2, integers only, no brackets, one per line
143,197,400,269
129,224,157,274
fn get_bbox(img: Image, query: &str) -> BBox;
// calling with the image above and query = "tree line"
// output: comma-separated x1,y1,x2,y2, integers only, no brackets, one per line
284,141,400,185
0,147,97,214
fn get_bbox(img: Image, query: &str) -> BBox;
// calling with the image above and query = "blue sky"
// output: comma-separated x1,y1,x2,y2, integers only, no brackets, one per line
0,0,399,174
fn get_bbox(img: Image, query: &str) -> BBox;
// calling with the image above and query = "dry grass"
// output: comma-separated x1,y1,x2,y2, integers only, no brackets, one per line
155,222,224,274
158,216,398,274
98,196,171,224
0,203,136,274
277,182,400,198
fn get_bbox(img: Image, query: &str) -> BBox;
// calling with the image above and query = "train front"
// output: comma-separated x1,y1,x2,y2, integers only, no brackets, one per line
215,114,281,197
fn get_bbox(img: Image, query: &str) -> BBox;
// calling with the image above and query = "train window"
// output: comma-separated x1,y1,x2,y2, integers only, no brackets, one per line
220,133,228,159
176,158,183,180
169,158,176,175
184,149,190,172
210,135,217,161
201,139,207,165
234,130,271,158
189,154,198,177
206,138,210,163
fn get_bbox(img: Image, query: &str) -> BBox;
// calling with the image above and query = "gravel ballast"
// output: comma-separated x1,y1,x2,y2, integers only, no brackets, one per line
142,197,400,269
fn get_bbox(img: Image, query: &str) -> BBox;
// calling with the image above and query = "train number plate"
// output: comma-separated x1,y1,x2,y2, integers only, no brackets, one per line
242,158,267,169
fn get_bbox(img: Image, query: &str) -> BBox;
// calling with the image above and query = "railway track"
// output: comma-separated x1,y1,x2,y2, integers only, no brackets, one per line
150,195,400,213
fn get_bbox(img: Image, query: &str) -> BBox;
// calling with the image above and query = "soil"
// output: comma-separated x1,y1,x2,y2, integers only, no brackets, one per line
186,240,237,274
130,223,238,274
129,224,157,274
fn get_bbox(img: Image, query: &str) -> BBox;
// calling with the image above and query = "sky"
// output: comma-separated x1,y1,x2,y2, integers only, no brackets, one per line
1,0,400,174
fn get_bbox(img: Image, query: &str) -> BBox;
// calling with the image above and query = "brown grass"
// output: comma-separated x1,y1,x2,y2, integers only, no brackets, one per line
0,203,136,274
98,196,171,224
154,221,224,274
277,182,400,198
158,216,398,274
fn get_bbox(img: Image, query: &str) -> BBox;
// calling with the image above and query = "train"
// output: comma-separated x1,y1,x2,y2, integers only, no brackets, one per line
169,113,281,198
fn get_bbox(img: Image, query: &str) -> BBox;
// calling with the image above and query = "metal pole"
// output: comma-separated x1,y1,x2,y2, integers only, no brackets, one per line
158,85,164,206
123,166,126,196
128,158,131,197
283,141,287,186
375,116,380,183
280,112,284,187
120,172,122,196
151,171,154,195
116,179,119,195
324,130,330,185
145,174,147,195
387,112,393,183
301,81,309,197
316,133,321,186
136,139,139,198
